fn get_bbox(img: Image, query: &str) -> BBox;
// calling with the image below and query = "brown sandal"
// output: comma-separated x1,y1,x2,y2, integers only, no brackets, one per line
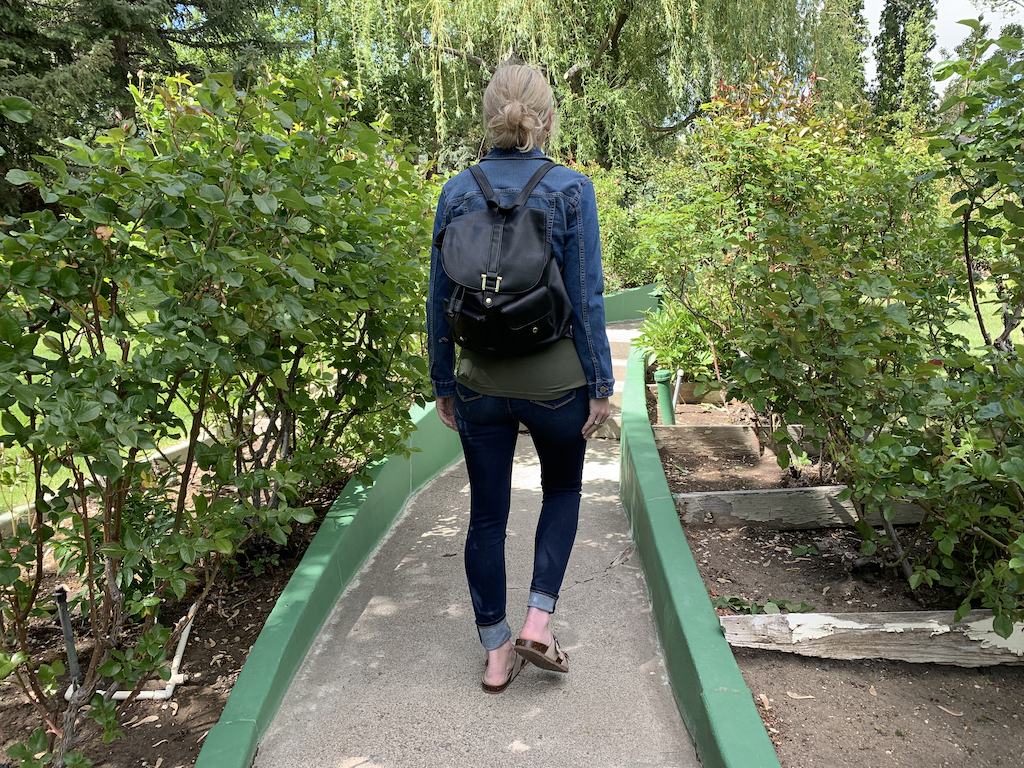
482,653,528,694
514,635,569,673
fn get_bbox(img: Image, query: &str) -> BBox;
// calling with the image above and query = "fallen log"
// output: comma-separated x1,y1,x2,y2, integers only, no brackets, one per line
719,610,1024,666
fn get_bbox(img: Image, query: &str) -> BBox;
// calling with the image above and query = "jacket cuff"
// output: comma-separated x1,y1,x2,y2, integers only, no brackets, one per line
433,380,457,398
589,380,615,399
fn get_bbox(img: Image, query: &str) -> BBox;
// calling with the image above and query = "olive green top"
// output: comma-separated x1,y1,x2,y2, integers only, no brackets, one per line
456,338,587,400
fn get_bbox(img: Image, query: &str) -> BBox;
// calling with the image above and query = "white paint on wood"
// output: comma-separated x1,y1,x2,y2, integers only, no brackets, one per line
881,620,951,636
965,616,1024,657
720,610,1024,666
787,614,863,643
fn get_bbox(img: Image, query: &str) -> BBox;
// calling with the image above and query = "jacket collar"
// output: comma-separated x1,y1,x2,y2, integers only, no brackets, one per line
482,146,550,161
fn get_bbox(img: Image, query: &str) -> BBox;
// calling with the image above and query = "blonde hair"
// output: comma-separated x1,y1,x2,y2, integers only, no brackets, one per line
482,64,556,152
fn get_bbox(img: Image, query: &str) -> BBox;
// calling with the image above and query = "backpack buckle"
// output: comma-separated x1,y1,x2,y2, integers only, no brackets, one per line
480,274,502,293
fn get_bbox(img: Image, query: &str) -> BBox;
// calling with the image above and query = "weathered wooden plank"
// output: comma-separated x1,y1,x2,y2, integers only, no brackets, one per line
675,485,924,529
719,610,1024,666
653,424,761,460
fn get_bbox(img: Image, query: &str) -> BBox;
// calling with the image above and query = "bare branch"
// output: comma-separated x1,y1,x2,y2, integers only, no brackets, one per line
397,28,495,73
564,1,632,90
640,106,702,134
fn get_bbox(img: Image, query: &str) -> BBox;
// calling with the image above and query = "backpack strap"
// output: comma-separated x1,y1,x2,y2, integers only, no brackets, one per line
469,161,556,212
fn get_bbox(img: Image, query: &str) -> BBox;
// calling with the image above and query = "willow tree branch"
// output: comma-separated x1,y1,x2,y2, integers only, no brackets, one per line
564,1,632,90
398,28,495,72
641,106,702,134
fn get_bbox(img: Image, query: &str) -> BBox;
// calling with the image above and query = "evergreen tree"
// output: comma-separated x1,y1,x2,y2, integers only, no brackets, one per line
898,1,937,129
872,0,936,124
814,0,870,108
0,0,275,214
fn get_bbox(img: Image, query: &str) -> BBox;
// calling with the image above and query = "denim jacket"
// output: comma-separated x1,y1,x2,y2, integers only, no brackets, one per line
427,147,615,400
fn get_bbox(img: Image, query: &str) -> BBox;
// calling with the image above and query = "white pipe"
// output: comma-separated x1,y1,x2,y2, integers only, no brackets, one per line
671,369,683,408
64,605,196,702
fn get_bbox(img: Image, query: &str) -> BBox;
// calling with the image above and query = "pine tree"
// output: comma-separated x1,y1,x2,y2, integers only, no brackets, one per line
814,0,870,108
0,0,275,215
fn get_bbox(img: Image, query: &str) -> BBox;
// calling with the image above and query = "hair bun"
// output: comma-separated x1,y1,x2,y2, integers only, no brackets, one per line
482,65,555,152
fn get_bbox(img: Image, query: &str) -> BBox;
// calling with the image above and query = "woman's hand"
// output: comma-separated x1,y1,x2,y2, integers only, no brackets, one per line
436,396,458,431
582,397,611,439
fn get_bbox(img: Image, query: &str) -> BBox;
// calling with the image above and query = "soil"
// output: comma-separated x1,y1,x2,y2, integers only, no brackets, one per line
0,481,345,768
661,401,1024,768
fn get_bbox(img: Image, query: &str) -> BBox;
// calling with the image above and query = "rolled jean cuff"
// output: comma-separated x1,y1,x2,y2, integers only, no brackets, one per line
478,618,512,651
527,591,557,614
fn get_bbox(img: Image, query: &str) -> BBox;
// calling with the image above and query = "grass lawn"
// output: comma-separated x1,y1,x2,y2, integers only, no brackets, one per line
948,292,1012,351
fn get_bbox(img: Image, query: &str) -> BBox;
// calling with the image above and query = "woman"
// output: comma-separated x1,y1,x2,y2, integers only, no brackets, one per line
427,64,614,693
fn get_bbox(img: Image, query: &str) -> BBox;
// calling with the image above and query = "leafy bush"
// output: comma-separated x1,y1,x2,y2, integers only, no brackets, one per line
636,301,717,381
635,60,1024,635
0,70,430,765
718,54,1024,634
584,165,659,292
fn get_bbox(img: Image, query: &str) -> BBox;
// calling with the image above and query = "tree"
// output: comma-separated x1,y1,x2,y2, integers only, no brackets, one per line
813,0,871,108
873,0,936,123
326,0,815,168
0,0,276,215
898,1,938,128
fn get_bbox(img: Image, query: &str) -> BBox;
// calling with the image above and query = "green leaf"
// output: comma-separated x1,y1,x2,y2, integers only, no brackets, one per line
0,566,20,586
976,401,1005,419
761,601,780,614
198,184,225,203
253,193,279,215
0,96,34,123
777,448,790,470
214,538,234,555
5,168,36,186
268,525,288,546
992,612,1014,640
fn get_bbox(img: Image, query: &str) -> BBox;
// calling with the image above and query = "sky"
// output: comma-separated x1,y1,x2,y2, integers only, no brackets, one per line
862,0,1022,84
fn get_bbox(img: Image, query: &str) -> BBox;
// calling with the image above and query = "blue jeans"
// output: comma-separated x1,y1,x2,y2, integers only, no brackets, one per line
454,383,589,651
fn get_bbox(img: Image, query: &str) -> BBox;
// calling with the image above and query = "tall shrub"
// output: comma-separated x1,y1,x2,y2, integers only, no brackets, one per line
0,71,430,765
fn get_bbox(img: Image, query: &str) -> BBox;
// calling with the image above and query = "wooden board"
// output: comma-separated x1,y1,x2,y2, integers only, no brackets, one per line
674,485,924,529
719,610,1024,667
653,424,761,460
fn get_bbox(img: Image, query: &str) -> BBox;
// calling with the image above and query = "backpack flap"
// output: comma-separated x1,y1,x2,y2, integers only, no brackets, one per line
440,206,551,293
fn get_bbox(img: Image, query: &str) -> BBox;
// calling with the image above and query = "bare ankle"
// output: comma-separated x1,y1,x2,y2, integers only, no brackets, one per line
519,607,552,642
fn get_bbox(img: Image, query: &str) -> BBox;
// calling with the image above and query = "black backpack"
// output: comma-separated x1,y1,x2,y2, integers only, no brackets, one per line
434,161,573,357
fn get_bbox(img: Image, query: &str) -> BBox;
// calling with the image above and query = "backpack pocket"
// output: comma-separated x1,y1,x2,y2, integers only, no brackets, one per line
501,285,555,332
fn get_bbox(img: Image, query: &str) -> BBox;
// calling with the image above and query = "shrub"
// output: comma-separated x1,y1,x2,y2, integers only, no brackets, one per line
0,70,430,765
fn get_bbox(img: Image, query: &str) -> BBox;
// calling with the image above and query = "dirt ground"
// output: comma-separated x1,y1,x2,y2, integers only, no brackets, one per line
658,399,1024,768
0,482,343,768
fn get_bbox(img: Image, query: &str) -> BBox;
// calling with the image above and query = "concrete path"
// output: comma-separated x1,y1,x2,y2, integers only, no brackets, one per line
256,435,698,768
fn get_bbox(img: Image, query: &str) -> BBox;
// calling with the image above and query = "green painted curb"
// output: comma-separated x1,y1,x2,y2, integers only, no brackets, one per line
619,345,782,768
603,281,659,321
194,403,462,768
